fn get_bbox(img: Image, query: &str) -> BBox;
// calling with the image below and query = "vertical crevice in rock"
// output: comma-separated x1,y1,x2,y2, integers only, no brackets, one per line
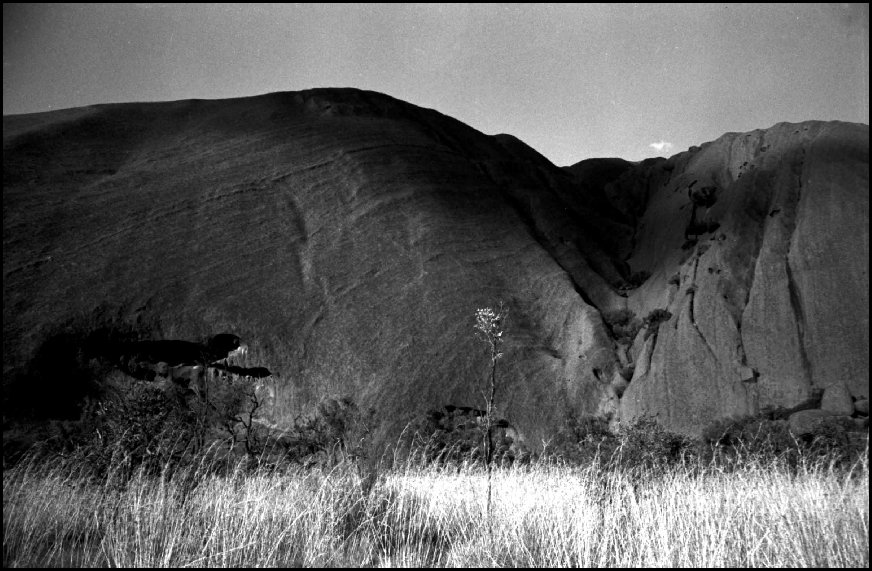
735,325,750,367
734,165,784,375
687,250,718,362
646,328,660,370
785,145,813,380
784,261,812,374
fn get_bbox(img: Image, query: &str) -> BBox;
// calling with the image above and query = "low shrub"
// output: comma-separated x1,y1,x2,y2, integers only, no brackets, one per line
690,185,718,208
642,309,672,340
548,414,618,466
602,309,642,344
285,396,376,465
547,415,697,473
616,417,698,472
701,412,868,471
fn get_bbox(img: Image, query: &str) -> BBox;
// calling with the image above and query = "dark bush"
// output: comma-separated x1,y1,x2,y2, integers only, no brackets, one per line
6,354,271,480
642,309,672,340
602,309,642,344
282,396,376,467
616,418,698,471
7,314,161,422
548,414,620,466
408,414,485,465
701,413,868,472
690,185,718,208
547,415,697,472
40,379,206,482
405,406,526,467
686,219,720,236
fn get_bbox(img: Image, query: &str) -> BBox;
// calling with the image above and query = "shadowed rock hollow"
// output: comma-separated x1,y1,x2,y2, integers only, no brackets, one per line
3,88,869,444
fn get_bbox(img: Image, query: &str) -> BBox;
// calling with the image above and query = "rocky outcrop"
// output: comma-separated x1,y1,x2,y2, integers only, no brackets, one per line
820,383,854,416
3,89,624,445
3,89,868,442
606,122,869,435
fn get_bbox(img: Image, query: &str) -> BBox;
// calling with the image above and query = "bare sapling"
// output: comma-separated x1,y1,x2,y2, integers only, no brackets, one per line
474,301,508,528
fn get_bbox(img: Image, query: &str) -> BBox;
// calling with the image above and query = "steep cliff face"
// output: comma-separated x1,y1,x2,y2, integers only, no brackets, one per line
580,121,869,434
3,89,868,442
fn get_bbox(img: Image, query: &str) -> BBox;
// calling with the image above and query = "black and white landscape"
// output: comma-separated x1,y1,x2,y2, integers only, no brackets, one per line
3,4,868,568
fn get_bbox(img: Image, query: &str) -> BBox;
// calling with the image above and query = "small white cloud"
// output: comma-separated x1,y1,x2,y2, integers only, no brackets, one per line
649,140,674,154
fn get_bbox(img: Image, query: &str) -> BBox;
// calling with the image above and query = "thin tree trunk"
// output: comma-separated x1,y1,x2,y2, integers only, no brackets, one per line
486,349,497,540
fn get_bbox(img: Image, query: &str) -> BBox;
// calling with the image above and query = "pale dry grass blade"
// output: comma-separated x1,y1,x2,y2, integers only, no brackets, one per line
4,448,868,567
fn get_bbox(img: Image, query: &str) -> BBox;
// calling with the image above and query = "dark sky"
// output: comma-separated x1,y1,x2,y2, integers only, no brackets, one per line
3,3,869,165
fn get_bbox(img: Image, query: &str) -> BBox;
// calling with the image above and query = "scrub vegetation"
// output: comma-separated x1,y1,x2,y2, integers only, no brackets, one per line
3,307,868,567
3,422,868,568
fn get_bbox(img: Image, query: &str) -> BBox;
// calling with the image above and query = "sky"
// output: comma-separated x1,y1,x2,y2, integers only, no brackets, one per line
3,3,869,166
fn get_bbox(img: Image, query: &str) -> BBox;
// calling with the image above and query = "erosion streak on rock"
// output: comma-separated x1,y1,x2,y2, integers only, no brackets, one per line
3,89,624,444
616,121,868,434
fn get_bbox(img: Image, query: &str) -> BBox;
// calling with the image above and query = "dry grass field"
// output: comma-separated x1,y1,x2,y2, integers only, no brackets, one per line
4,442,868,568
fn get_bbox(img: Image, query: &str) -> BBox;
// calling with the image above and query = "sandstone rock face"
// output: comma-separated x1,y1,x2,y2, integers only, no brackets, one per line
3,89,625,445
3,89,868,442
611,122,869,435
